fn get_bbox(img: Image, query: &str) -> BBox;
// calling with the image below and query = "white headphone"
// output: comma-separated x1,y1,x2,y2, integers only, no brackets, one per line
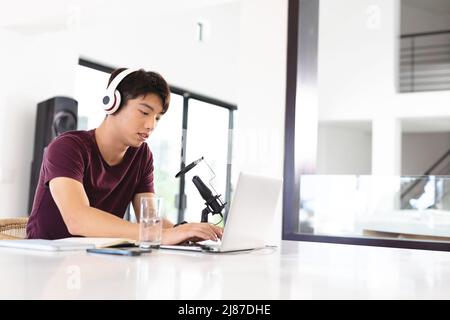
102,68,140,115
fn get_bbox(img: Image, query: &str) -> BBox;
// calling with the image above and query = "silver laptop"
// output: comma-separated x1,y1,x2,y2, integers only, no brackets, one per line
160,172,282,253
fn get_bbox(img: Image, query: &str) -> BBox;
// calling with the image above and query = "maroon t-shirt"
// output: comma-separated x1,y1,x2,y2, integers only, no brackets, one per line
26,129,154,239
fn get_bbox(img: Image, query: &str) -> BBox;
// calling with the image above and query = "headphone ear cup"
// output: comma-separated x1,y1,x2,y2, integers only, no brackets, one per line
114,90,122,112
104,90,121,115
103,68,138,114
102,92,113,111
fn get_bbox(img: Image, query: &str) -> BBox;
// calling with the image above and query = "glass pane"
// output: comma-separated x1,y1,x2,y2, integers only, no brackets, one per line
74,65,109,130
148,93,183,223
184,99,229,225
292,0,450,248
300,175,450,242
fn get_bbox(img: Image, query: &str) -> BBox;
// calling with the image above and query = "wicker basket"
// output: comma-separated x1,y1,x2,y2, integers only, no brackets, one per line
0,218,28,240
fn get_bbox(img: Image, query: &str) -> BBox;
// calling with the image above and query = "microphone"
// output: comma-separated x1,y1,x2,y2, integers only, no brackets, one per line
175,157,204,178
174,156,226,223
192,175,226,222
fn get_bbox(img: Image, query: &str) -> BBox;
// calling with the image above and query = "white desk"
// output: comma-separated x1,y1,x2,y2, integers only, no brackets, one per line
1,240,450,299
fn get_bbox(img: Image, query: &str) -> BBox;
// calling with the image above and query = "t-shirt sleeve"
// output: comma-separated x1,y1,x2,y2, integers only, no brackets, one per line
135,146,155,194
43,135,85,186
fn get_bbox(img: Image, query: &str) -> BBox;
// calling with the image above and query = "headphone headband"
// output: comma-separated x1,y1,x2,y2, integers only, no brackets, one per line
102,68,140,115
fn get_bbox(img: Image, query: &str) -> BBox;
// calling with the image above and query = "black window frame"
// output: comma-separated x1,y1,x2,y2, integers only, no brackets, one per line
78,58,237,223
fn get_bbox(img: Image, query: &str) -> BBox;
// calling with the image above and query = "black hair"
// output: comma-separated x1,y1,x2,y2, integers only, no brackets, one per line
108,68,170,114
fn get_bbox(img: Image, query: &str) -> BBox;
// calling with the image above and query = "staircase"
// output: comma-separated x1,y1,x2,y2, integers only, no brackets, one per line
401,149,450,209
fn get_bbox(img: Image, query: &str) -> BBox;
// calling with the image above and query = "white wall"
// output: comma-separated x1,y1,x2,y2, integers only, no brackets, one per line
317,0,401,176
318,0,399,122
236,0,287,244
77,2,240,104
0,28,78,217
402,132,450,175
317,123,372,175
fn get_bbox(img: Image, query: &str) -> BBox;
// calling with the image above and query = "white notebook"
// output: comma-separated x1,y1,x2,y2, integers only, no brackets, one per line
58,237,136,248
0,237,137,252
0,239,95,252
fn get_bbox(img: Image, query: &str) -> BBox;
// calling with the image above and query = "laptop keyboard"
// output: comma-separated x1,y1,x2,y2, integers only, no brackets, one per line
181,241,203,247
180,239,221,247
174,240,221,252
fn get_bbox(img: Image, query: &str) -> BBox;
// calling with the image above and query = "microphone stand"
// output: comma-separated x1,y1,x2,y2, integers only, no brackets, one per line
200,194,225,222
201,209,210,223
175,156,226,223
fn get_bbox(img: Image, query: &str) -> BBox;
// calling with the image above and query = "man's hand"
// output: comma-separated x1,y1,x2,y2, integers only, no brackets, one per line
161,223,223,245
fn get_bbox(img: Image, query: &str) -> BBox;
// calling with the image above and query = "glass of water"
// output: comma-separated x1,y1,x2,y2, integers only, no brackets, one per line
139,197,163,249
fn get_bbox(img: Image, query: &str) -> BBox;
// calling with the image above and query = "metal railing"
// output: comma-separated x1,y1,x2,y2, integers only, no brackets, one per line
400,29,450,93
401,148,450,209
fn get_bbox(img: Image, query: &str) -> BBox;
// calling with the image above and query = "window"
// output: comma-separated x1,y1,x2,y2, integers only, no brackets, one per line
284,0,450,251
74,65,109,130
147,94,183,223
184,99,230,224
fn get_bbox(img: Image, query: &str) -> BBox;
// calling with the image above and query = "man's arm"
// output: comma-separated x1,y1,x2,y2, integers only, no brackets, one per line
132,193,223,244
132,192,173,228
50,177,139,239
51,178,222,244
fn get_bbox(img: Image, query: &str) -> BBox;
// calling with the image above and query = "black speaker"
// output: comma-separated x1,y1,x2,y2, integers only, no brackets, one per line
28,96,78,213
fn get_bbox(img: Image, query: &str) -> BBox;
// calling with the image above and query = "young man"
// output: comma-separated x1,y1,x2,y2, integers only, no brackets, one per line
26,68,222,244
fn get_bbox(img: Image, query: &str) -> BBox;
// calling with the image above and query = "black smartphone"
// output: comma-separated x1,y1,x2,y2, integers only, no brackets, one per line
86,247,146,256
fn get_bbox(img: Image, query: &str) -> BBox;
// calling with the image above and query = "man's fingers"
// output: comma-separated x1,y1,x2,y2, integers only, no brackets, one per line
181,223,223,241
190,226,218,241
205,224,222,240
209,224,224,238
197,230,217,241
